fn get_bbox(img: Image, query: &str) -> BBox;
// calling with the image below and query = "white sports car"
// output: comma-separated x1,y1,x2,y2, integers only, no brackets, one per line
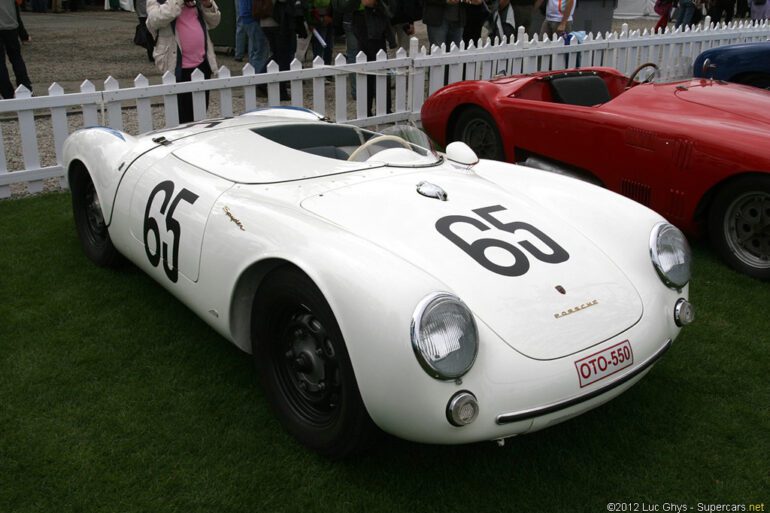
64,107,694,457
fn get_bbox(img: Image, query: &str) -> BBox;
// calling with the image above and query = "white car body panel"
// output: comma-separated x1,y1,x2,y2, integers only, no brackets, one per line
301,169,645,360
62,111,689,445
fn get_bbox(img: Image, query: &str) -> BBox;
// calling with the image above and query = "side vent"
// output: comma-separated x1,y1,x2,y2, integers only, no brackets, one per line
621,179,652,206
672,139,693,170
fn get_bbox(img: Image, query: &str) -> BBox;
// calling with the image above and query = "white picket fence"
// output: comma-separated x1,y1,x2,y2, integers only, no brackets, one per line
1,17,769,198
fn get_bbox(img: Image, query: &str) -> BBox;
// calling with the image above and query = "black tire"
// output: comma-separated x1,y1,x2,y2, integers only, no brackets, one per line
453,107,505,161
70,165,122,268
251,267,376,458
708,175,770,280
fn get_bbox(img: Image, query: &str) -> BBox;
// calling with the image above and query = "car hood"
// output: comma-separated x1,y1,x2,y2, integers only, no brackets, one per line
301,167,644,361
674,81,770,126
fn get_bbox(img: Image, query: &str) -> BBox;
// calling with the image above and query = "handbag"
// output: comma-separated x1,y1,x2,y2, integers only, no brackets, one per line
252,0,273,19
133,21,148,48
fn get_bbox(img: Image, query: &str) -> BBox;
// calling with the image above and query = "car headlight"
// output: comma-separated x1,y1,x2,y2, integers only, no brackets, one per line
650,222,691,289
411,292,478,380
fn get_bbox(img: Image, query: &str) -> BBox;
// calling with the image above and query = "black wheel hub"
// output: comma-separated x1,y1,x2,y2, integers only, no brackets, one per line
275,310,341,425
724,191,770,268
461,118,498,159
84,182,106,238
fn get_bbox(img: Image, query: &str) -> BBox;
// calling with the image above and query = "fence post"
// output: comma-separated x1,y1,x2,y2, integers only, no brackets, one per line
428,44,445,95
375,49,387,117
104,76,122,131
241,63,257,111
0,121,7,199
312,56,325,116
464,40,478,80
334,53,348,122
15,85,41,194
49,82,68,189
162,71,179,128
264,61,279,106
134,74,153,133
395,47,407,113
217,66,234,118
290,58,303,108
80,80,98,128
190,68,206,121
408,38,424,121
355,51,367,120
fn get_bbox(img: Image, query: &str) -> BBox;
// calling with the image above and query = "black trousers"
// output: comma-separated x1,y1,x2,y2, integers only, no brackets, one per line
709,0,736,22
351,11,391,117
263,24,297,98
177,59,212,124
0,29,31,99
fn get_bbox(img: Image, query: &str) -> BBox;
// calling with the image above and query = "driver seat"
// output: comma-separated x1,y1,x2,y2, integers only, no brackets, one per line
548,74,611,107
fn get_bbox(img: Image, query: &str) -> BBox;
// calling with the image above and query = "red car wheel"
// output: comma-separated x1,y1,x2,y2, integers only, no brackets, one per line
708,175,770,280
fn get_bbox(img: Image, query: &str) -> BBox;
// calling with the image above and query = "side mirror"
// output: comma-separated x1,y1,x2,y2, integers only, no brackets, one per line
446,142,479,167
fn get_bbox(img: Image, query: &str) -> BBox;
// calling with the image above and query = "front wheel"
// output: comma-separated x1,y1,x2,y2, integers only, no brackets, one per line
453,107,505,161
708,175,770,280
251,267,376,457
70,165,122,267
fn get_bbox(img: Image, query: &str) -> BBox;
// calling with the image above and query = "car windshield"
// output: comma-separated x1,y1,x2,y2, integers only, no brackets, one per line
349,125,442,167
250,122,441,167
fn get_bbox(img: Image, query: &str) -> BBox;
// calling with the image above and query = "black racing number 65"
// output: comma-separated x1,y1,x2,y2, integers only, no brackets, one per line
143,180,199,283
435,205,569,277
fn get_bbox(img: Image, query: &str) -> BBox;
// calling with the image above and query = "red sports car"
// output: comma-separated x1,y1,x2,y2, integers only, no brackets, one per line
421,65,770,280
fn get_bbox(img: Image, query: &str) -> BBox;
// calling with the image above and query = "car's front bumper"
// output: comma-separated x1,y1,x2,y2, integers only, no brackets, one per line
495,338,671,425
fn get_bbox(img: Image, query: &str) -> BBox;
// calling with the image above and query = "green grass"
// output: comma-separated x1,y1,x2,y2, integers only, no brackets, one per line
1,192,767,513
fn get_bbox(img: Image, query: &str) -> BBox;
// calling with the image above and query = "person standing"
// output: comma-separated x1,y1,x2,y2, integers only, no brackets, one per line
262,0,307,100
535,0,575,38
736,0,749,17
509,0,534,38
708,0,735,22
147,0,221,123
237,0,270,71
341,0,393,116
0,0,32,99
424,0,484,49
674,0,701,27
233,0,247,61
751,0,770,20
462,1,487,45
487,0,516,41
307,0,334,64
390,0,422,50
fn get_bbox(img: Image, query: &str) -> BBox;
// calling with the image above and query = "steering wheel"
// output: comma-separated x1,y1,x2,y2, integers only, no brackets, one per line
347,135,413,162
626,62,659,88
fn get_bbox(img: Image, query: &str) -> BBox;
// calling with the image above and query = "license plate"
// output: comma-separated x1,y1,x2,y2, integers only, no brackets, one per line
574,340,634,388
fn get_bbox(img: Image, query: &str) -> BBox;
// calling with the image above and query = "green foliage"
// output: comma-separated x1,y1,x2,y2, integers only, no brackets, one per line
1,193,767,512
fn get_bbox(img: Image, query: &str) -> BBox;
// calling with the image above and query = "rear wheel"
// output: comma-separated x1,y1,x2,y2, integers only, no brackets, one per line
70,165,122,267
251,267,376,457
708,175,770,280
453,107,505,161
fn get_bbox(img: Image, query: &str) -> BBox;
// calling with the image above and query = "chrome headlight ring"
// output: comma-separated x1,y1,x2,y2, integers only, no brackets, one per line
650,222,692,289
410,292,479,381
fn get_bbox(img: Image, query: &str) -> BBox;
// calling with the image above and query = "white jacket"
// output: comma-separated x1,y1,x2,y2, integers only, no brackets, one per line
147,0,221,77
